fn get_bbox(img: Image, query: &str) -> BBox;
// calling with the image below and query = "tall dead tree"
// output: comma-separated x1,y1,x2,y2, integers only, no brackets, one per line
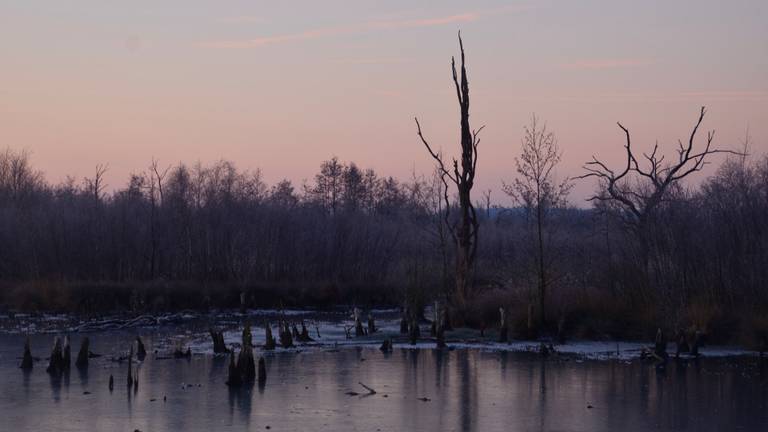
579,107,737,300
415,33,483,325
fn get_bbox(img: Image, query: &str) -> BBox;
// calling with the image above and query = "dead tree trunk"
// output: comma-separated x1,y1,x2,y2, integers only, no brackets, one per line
415,33,483,327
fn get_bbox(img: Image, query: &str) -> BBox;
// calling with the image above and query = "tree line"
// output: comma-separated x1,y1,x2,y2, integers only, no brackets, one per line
1,35,766,343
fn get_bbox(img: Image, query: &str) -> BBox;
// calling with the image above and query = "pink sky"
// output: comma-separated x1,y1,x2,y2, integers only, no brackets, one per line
0,0,766,203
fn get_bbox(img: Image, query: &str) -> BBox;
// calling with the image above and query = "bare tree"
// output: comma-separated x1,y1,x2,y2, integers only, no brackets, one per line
579,106,738,299
415,33,484,324
503,115,571,327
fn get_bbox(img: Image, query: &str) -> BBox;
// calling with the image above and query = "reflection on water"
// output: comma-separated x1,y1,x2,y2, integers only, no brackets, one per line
0,333,767,431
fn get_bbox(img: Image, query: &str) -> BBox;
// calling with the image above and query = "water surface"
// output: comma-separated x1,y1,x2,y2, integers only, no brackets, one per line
1,332,766,431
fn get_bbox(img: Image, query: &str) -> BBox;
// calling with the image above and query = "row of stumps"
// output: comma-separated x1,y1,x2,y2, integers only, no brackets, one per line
20,335,96,373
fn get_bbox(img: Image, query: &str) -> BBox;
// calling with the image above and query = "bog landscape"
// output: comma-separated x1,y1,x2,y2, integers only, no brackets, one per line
1,2,767,431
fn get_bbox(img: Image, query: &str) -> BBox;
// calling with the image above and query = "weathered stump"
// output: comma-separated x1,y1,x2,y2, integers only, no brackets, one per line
62,336,71,371
654,328,668,362
226,350,241,386
264,323,276,350
46,336,65,375
690,330,702,357
379,338,393,353
76,337,90,368
408,319,420,345
136,336,147,360
238,325,256,383
127,346,134,387
258,357,267,384
279,322,294,348
20,337,33,370
367,315,376,335
354,308,365,337
108,374,114,391
210,328,228,354
298,322,313,343
498,307,508,343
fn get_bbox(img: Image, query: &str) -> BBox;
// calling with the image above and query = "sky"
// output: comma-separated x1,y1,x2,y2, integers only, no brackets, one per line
0,0,766,203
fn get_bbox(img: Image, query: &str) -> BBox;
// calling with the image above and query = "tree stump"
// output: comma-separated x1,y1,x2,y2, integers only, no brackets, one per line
209,328,228,354
499,307,508,343
136,336,147,360
226,350,241,387
279,322,294,348
379,338,393,353
654,328,668,362
367,315,376,335
76,337,90,368
298,322,313,343
20,337,33,370
108,374,114,391
46,336,64,375
127,346,134,387
264,323,276,350
354,308,365,337
258,357,267,384
62,336,71,371
238,325,256,383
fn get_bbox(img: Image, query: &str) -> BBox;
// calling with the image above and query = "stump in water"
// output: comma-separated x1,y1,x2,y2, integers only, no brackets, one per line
674,330,690,359
556,316,567,344
436,323,446,349
654,328,668,362
498,307,508,343
127,346,134,387
62,336,71,371
298,321,313,343
367,314,376,335
379,338,393,353
353,308,365,337
408,318,420,345
258,357,267,384
209,328,228,354
76,337,90,368
136,336,147,360
279,322,294,348
690,330,702,357
226,350,241,387
108,374,114,391
291,324,300,339
46,336,65,375
264,323,276,350
20,337,33,370
237,325,256,383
